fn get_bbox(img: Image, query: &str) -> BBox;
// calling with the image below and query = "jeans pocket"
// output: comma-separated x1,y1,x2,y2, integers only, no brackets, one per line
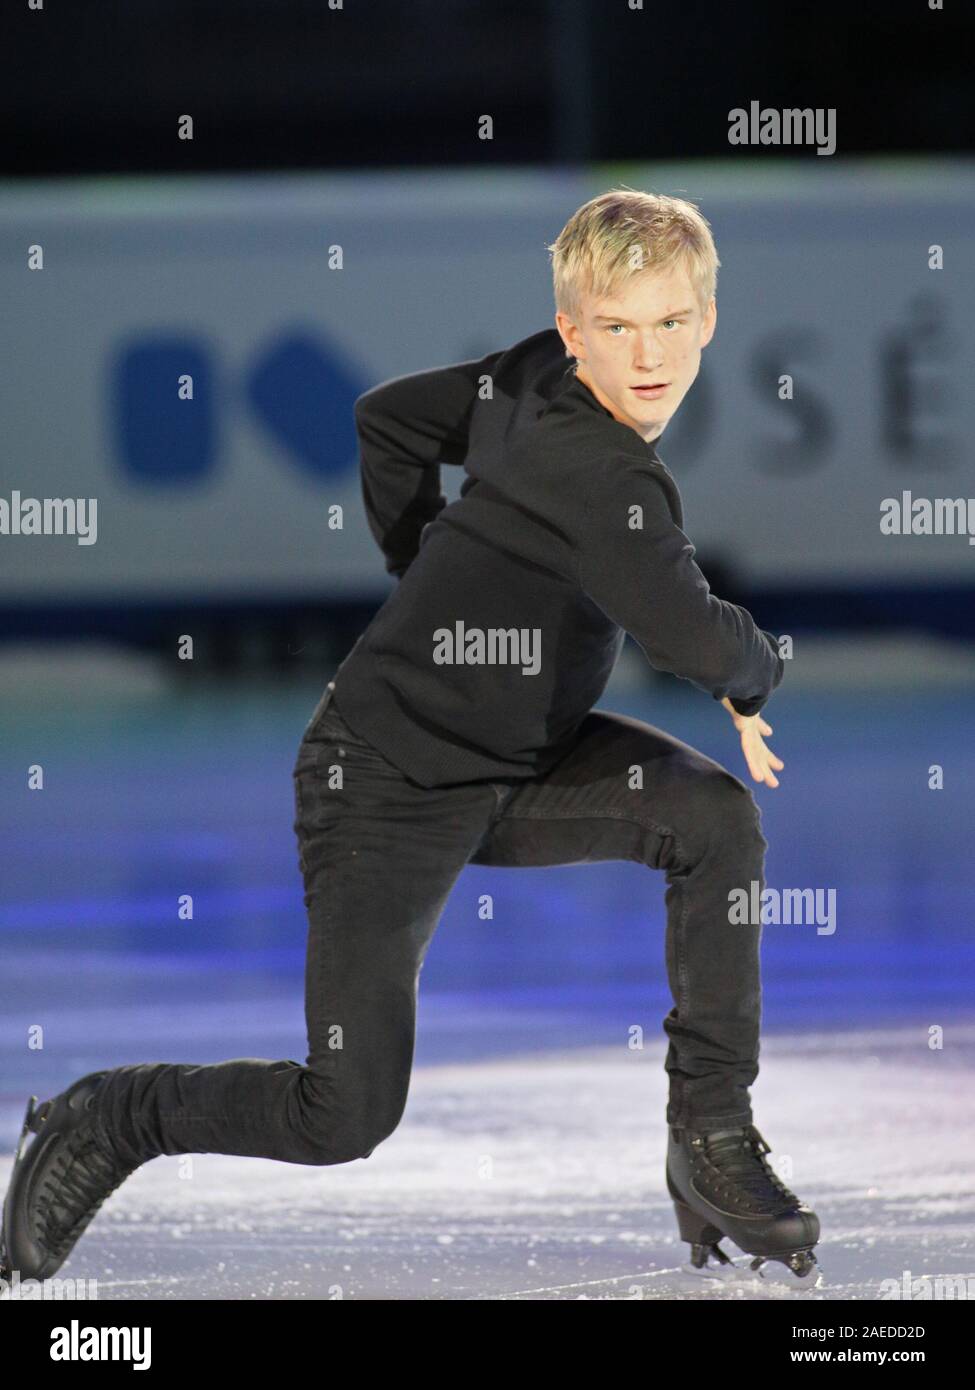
309,704,407,779
313,729,397,777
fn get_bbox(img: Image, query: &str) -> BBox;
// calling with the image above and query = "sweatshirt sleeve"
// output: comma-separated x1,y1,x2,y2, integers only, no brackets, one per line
354,347,506,579
575,461,784,715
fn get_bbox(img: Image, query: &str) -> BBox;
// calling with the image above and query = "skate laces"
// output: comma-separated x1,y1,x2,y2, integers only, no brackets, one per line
693,1124,800,1207
36,1120,140,1259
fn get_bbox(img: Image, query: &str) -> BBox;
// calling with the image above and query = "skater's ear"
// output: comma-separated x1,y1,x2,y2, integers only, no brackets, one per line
555,308,585,367
698,297,717,349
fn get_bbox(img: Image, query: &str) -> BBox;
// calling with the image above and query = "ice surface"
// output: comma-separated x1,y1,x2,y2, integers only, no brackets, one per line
4,1025,973,1300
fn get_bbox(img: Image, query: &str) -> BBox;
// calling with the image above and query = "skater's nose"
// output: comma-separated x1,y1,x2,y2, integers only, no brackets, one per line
632,331,666,370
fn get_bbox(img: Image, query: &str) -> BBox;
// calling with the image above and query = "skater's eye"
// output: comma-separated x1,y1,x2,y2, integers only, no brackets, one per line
605,320,684,334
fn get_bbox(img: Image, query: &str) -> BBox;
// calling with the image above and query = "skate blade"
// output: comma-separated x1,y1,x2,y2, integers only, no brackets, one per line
752,1256,823,1290
2,1096,40,1281
681,1250,823,1292
679,1257,753,1284
13,1096,40,1163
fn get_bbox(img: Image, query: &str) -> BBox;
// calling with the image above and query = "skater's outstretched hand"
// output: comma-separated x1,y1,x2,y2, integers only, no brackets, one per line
720,697,784,789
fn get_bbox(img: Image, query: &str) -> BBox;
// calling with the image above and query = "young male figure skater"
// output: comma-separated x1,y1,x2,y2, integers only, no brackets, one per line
2,190,819,1286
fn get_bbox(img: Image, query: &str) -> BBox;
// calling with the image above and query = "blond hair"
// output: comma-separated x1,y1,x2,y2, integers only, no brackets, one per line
547,187,720,330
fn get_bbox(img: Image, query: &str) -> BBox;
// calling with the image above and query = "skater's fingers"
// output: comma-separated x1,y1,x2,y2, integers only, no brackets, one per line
760,753,782,787
744,738,781,788
744,749,764,783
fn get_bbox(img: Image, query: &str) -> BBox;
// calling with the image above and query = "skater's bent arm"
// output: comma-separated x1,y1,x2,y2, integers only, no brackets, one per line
354,347,506,579
576,461,784,713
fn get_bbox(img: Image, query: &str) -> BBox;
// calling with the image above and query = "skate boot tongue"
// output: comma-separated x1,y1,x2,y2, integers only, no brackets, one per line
692,1125,799,1206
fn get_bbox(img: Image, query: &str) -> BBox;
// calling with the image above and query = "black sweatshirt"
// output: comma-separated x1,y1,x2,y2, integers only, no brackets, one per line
330,327,784,788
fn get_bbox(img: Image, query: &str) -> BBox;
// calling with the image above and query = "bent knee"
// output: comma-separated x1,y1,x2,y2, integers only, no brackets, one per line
681,765,765,849
300,1119,399,1167
295,1080,407,1166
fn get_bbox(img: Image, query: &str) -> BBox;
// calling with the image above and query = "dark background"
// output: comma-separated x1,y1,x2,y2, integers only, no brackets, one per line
4,0,972,178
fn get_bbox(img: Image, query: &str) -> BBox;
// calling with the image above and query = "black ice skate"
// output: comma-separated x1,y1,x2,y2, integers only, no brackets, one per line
667,1123,820,1286
1,1072,146,1283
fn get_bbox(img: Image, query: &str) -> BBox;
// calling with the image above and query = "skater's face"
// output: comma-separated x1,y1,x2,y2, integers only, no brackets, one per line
556,263,716,445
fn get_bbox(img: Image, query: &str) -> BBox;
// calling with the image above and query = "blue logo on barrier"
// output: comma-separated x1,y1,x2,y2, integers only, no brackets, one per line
114,339,215,483
112,330,363,484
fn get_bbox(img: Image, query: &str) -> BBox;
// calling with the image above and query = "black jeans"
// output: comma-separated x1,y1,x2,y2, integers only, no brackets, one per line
94,684,769,1169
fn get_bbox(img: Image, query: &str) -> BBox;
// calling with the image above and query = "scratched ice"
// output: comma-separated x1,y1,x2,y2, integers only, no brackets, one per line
3,1025,973,1301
